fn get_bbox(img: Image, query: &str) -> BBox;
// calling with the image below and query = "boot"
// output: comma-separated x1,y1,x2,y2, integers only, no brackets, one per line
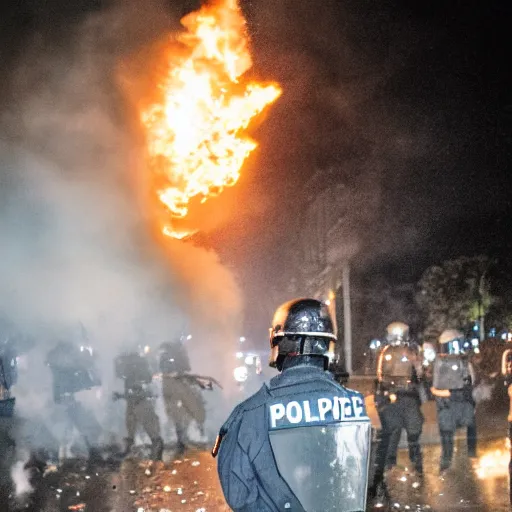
407,434,423,476
439,431,454,473
174,440,187,458
120,437,134,457
467,423,477,458
367,477,389,506
88,446,103,464
150,437,164,461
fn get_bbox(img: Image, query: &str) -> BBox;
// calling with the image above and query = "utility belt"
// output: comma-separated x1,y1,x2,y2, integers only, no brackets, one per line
449,386,474,403
376,379,418,396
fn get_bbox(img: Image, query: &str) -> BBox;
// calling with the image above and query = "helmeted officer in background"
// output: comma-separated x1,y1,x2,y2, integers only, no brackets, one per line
500,340,512,503
114,348,163,460
46,340,103,463
0,335,17,416
373,322,425,483
159,339,207,456
0,335,18,505
431,329,477,472
214,298,372,512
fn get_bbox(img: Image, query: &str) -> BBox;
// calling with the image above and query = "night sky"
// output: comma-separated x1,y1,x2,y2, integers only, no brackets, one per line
1,0,511,339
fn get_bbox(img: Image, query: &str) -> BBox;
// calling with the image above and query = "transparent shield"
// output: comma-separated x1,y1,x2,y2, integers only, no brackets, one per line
433,355,468,389
269,421,371,512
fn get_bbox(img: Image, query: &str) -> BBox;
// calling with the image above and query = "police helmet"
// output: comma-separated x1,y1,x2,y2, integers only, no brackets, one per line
158,339,191,373
385,322,409,345
269,298,336,371
438,329,464,355
502,348,512,377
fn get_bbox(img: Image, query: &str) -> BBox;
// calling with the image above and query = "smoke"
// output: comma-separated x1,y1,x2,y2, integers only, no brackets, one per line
10,454,33,499
0,0,242,448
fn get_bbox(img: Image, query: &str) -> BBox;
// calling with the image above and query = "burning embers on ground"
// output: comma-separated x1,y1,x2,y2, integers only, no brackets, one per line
129,451,230,512
140,0,281,240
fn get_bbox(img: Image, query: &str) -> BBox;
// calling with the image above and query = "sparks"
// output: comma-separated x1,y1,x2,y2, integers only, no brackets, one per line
141,0,282,239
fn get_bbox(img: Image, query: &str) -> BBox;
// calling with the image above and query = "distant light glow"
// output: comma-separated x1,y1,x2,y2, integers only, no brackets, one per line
236,351,244,359
475,446,509,479
370,339,381,350
234,366,248,382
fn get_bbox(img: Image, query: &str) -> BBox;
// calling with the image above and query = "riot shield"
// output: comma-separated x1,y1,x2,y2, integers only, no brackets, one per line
269,420,371,512
433,355,469,390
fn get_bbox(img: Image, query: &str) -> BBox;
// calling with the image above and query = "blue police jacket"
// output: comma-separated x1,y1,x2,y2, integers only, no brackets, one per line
215,364,370,512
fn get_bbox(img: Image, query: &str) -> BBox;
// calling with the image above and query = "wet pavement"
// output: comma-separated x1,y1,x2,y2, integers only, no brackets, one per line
2,398,511,512
0,436,508,512
371,436,511,512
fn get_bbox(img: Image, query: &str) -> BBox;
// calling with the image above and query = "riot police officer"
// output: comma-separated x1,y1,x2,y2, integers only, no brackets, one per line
114,349,164,460
373,322,425,487
46,340,103,463
159,339,207,456
214,298,372,512
431,329,477,473
501,340,512,503
0,334,17,416
0,334,18,505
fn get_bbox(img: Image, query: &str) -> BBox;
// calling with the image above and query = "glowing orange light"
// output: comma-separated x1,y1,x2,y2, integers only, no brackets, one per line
141,0,282,239
475,440,510,480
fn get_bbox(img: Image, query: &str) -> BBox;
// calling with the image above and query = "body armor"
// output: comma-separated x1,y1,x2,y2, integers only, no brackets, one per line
47,343,101,402
377,345,417,393
115,353,153,388
433,354,471,390
159,342,191,374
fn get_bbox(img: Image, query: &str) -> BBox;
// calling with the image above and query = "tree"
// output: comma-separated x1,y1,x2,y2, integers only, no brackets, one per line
416,255,493,343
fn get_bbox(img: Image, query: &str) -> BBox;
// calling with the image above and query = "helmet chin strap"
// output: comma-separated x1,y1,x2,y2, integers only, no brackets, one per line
299,335,306,355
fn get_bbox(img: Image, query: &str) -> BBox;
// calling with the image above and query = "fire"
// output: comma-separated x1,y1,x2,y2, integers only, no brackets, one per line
475,438,510,479
141,0,282,239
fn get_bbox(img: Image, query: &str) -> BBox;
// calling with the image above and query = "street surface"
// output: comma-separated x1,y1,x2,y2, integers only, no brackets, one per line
1,397,510,511
4,436,509,512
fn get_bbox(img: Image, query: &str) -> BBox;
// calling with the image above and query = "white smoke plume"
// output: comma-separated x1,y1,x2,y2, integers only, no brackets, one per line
0,0,243,449
10,453,33,499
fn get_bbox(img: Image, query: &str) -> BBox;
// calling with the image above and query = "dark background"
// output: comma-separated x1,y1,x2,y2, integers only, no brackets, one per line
1,0,511,352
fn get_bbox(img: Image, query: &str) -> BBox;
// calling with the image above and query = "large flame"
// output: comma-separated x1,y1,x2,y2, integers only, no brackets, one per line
475,438,510,480
141,0,282,239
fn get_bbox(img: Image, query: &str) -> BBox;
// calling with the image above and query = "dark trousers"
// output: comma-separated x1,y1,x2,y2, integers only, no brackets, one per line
437,398,476,470
509,423,512,504
374,396,424,481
